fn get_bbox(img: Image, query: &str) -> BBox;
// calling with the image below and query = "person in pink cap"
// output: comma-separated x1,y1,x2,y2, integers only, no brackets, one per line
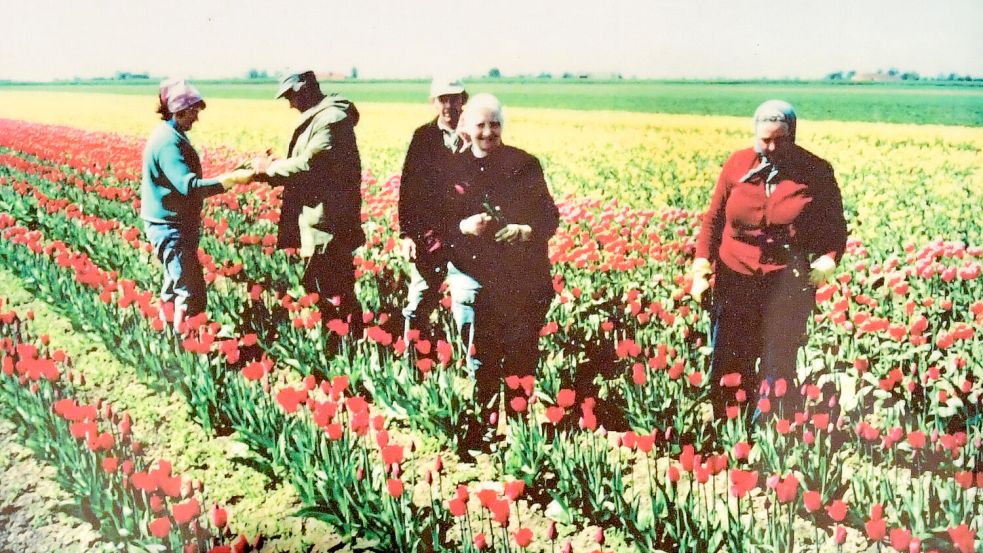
141,79,252,331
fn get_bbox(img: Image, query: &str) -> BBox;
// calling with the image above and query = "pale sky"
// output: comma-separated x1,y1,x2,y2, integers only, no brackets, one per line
2,0,981,81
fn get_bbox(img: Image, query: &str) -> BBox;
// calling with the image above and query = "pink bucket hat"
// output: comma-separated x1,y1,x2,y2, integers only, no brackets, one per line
159,79,206,114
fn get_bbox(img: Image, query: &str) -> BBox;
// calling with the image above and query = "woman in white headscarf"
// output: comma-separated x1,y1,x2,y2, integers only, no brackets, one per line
690,99,847,427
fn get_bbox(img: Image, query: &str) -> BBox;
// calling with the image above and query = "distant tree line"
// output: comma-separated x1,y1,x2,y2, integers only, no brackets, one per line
485,68,625,80
825,68,980,82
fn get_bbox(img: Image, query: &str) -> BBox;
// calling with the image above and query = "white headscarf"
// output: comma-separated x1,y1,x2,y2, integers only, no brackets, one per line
741,99,797,189
753,99,797,142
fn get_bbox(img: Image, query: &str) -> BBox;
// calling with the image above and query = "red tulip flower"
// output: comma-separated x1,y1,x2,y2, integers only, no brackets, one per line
211,504,228,528
826,499,847,521
866,517,887,541
149,516,171,538
387,478,404,498
775,474,799,503
514,527,533,548
889,528,912,551
172,497,201,525
803,490,822,513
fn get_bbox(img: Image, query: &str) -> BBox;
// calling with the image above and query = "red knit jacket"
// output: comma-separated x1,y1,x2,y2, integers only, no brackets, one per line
695,146,847,276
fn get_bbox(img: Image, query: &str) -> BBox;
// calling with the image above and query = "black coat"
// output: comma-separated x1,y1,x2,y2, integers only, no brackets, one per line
398,119,458,262
442,146,559,300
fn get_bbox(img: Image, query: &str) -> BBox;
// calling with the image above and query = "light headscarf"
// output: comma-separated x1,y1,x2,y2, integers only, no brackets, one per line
740,99,797,191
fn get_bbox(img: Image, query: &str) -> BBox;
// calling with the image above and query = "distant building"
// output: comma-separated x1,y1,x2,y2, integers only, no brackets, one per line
573,72,623,80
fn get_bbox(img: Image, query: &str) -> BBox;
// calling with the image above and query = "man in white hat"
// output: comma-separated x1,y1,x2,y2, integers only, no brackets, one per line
251,71,366,338
397,77,468,342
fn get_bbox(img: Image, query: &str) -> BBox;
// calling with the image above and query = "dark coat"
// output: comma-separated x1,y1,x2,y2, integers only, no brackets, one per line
442,145,559,301
266,94,365,252
398,119,458,262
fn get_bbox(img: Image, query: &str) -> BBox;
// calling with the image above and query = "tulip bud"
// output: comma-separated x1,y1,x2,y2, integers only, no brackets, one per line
210,504,228,528
546,521,557,540
835,526,847,544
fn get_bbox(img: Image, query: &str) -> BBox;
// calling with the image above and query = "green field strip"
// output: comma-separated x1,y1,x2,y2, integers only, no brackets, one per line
2,80,981,126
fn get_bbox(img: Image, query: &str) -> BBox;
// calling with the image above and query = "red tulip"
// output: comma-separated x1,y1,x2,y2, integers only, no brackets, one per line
386,478,404,498
211,504,228,528
803,490,822,513
545,406,565,424
826,499,847,521
775,474,799,503
172,498,200,525
687,371,703,387
729,469,759,498
504,480,525,502
514,527,533,548
490,499,510,526
947,524,976,553
448,498,467,517
556,388,576,408
890,528,912,551
148,516,171,538
866,517,887,541
102,457,119,473
510,396,528,412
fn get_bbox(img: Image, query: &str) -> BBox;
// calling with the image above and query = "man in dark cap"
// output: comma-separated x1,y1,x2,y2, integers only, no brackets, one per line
398,77,468,342
251,71,365,336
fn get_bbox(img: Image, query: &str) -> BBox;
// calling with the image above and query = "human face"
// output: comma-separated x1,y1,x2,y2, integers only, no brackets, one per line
432,94,464,129
469,108,502,155
754,121,792,160
173,103,203,132
284,90,300,111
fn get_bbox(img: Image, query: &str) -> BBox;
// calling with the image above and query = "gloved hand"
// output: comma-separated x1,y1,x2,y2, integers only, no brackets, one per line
689,257,712,302
400,238,417,260
217,169,254,190
494,224,532,244
809,254,836,286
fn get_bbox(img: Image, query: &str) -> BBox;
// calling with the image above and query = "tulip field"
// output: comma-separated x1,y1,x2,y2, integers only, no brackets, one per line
0,86,981,552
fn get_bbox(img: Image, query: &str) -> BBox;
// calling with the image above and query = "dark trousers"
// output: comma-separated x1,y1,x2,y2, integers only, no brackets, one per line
709,260,815,421
303,246,363,336
472,290,552,413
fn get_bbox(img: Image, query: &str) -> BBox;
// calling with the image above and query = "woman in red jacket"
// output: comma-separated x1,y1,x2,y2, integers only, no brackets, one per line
690,100,847,429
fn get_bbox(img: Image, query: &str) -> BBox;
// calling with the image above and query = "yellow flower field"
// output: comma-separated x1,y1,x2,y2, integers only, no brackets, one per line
1,90,981,247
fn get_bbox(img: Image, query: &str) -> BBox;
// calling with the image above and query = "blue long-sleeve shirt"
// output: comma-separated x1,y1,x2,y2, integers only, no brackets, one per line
140,120,222,224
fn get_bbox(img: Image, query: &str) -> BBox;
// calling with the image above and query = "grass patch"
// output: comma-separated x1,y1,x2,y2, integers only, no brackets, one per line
2,79,981,126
